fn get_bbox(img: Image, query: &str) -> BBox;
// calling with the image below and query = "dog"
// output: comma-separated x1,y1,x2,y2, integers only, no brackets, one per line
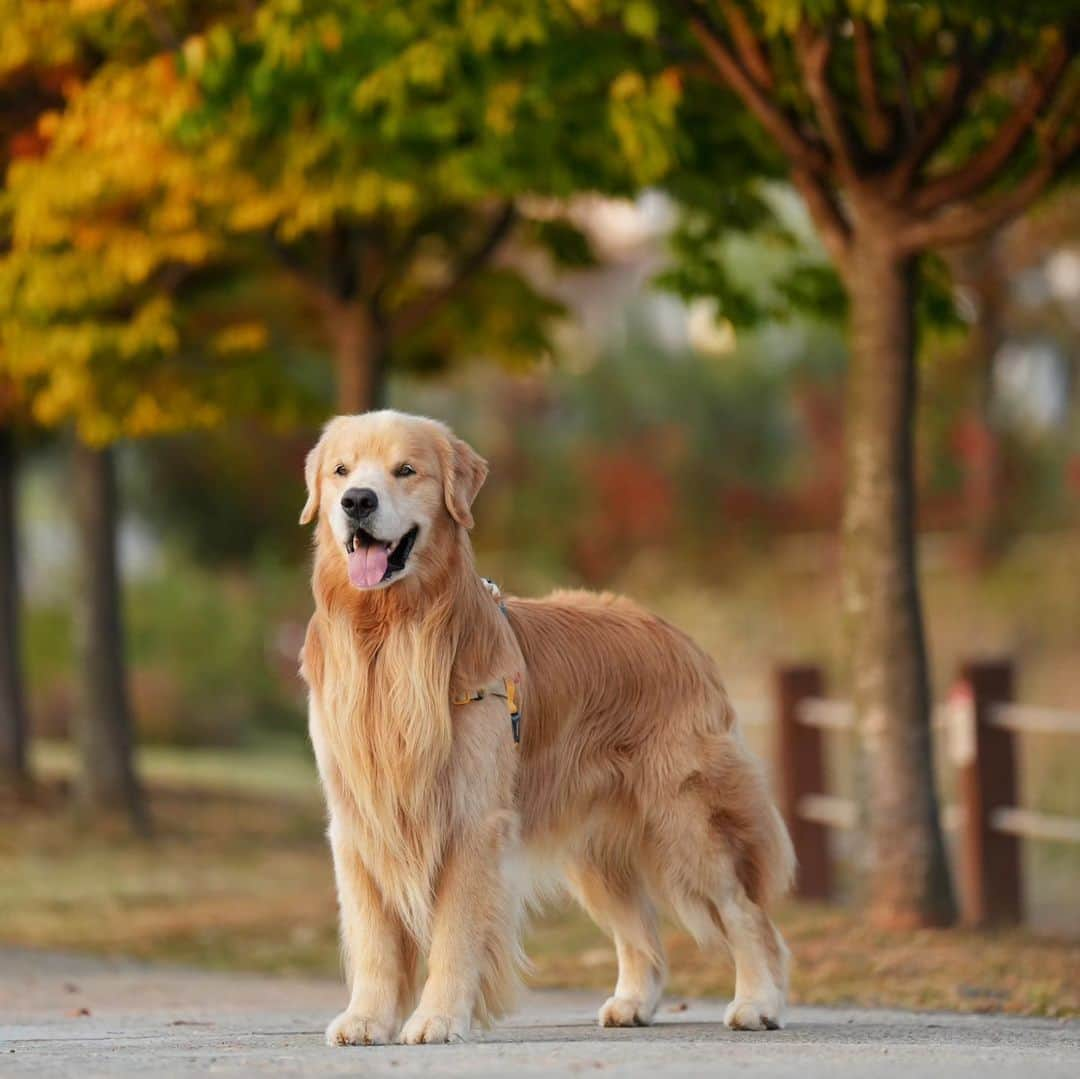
299,410,794,1046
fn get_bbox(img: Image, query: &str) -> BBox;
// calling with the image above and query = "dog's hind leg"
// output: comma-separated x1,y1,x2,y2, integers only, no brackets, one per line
667,868,789,1030
713,886,789,1030
565,857,665,1028
657,778,791,1031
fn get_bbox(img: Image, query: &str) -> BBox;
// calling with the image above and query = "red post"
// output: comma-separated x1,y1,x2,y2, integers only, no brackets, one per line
955,659,1021,926
774,665,832,901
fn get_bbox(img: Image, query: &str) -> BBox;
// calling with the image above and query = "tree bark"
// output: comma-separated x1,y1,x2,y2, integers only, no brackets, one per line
0,426,30,792
842,233,955,928
71,440,149,833
327,299,389,414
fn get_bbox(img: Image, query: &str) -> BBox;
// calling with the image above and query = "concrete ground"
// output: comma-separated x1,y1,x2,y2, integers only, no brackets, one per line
1,949,1077,1078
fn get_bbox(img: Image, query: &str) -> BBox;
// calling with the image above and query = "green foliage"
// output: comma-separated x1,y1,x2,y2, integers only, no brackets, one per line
526,218,599,270
660,184,850,326
774,262,847,321
4,0,1073,443
1,0,679,441
26,549,309,746
0,4,309,442
170,0,678,392
646,0,1078,332
0,0,177,74
123,552,307,743
127,424,315,567
660,209,787,326
186,0,674,197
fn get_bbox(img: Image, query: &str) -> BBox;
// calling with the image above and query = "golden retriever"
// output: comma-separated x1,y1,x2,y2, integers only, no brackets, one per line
299,410,793,1046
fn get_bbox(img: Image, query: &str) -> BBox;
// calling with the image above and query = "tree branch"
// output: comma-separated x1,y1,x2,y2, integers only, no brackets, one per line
718,0,772,89
390,203,517,339
366,217,433,315
676,0,831,175
888,61,961,197
795,21,860,183
888,29,1004,200
357,224,390,311
327,221,360,302
1041,64,1080,148
267,237,336,316
790,167,853,276
898,124,1079,252
670,4,852,272
853,19,892,152
143,1,181,51
913,37,1072,213
892,40,919,145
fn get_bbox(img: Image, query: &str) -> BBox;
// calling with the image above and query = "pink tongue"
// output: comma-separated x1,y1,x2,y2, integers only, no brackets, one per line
348,543,389,588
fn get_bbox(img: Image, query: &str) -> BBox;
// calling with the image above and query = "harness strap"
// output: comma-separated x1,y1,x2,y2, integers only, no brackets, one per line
451,581,521,744
452,678,521,744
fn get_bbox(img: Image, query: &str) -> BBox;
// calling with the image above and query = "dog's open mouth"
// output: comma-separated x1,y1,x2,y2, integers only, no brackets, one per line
345,526,418,589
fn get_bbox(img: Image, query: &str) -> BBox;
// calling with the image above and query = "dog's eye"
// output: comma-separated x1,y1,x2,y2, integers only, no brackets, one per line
394,463,416,478
333,464,348,477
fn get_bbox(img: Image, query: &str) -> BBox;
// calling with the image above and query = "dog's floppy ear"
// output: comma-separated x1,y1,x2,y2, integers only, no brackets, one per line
440,433,488,530
299,436,324,526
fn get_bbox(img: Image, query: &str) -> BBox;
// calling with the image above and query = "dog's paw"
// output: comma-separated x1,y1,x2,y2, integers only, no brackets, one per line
399,1011,469,1045
598,995,655,1028
723,997,782,1031
325,1011,395,1047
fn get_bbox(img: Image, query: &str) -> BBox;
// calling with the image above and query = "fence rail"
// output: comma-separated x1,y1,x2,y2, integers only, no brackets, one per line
990,807,1080,844
796,697,855,731
797,793,857,830
990,703,1080,736
767,658,1080,927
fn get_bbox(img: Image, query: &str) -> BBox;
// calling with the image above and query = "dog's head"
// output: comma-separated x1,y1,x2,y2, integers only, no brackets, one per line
299,411,487,591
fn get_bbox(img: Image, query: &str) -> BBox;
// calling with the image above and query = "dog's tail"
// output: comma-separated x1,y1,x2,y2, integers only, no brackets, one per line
755,801,797,907
705,720,796,908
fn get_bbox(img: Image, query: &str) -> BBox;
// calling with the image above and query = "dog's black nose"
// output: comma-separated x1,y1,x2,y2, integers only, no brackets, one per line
341,487,378,519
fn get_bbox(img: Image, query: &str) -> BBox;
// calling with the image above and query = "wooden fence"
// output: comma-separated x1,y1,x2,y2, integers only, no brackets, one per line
742,659,1080,927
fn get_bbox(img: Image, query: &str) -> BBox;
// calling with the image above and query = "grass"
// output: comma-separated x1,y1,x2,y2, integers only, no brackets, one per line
30,738,318,801
3,750,1078,1019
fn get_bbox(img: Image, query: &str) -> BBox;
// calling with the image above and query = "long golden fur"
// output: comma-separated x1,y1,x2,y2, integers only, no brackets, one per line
300,411,794,1046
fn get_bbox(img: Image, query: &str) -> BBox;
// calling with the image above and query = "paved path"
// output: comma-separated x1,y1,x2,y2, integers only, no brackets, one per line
1,949,1076,1077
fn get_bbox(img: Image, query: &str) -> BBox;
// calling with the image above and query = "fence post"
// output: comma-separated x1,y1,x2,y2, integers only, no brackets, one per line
774,665,832,901
956,659,1021,927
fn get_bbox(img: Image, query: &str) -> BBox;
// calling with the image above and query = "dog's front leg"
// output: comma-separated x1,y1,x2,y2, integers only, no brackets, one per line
325,818,414,1047
400,814,514,1044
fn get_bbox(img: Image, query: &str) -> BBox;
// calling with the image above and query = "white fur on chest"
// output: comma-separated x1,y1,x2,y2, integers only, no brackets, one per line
308,619,458,936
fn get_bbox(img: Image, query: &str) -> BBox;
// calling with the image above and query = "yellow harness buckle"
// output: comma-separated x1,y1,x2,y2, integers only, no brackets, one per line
452,677,521,745
505,677,521,745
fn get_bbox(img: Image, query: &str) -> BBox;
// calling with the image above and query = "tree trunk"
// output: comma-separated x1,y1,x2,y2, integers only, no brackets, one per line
327,299,389,413
0,426,30,792
71,440,149,833
842,236,955,928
